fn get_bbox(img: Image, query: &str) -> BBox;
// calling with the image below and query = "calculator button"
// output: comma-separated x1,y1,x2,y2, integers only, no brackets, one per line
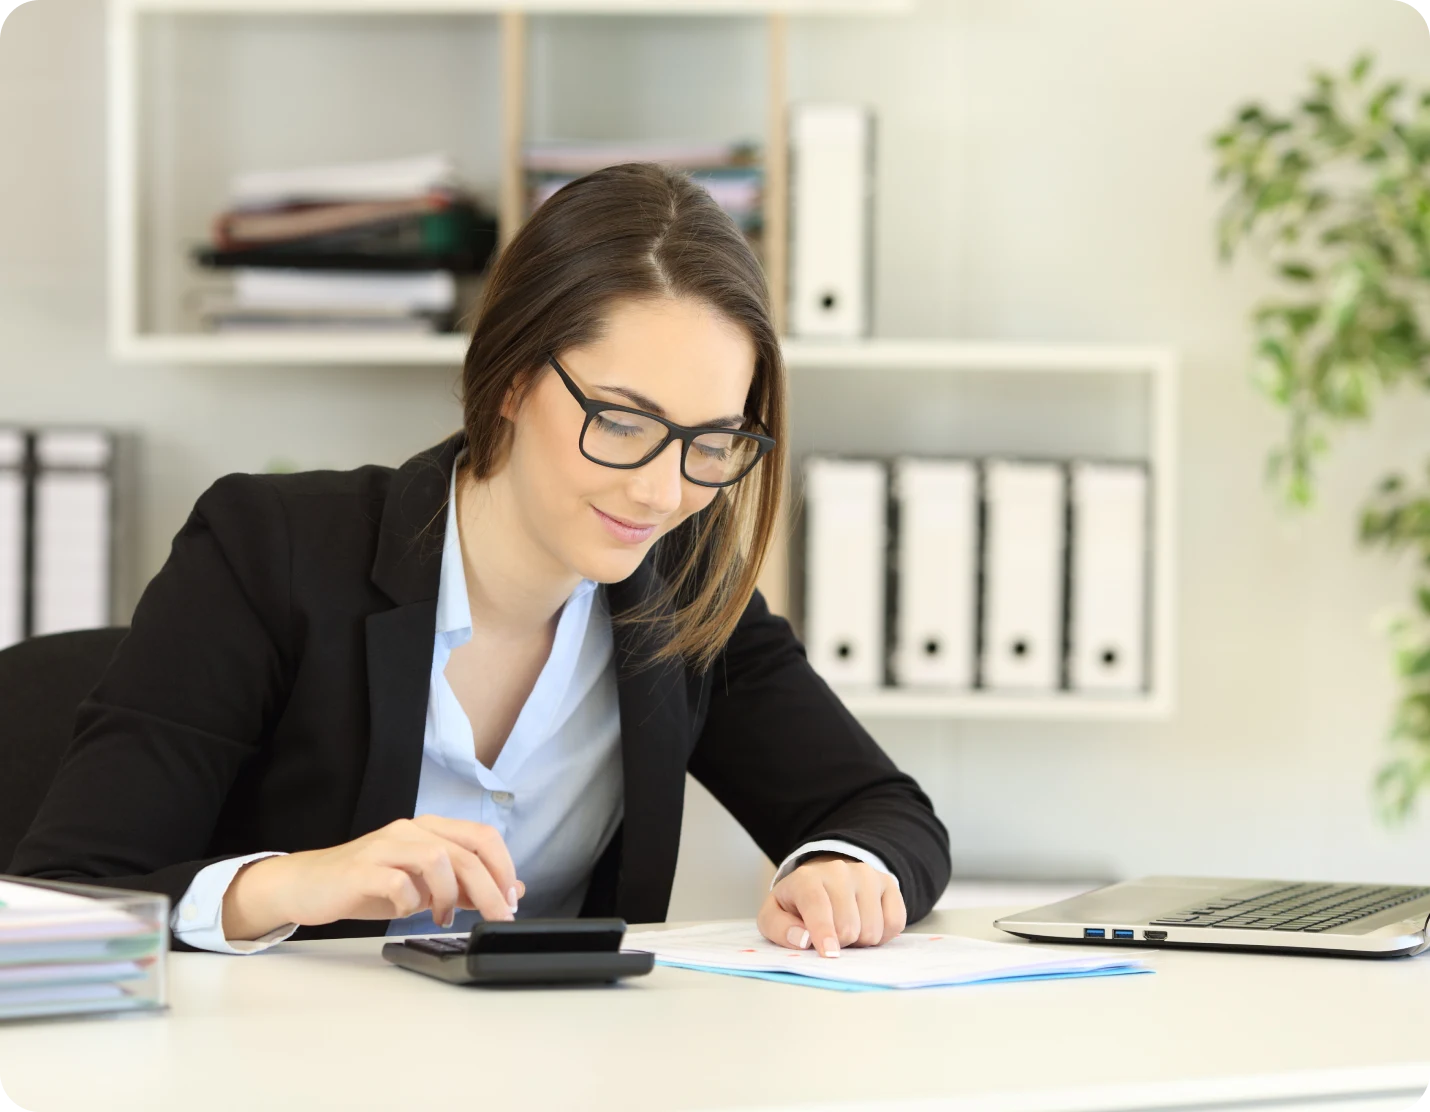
404,937,467,956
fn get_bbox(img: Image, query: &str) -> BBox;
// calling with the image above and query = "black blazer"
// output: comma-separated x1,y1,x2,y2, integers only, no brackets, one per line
10,432,950,945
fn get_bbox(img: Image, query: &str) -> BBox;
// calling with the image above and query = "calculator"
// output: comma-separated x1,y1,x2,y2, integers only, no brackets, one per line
380,918,655,986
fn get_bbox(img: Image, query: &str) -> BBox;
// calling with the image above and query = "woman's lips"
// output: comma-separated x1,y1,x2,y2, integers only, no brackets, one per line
593,506,657,544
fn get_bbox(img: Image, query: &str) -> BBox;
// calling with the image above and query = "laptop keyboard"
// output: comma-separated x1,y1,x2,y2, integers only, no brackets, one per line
1149,883,1430,932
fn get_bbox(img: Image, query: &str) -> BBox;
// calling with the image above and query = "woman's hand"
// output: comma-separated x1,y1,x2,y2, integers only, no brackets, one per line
221,815,525,943
756,852,906,958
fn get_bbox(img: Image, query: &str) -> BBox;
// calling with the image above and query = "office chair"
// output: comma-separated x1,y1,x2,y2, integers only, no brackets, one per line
0,627,128,872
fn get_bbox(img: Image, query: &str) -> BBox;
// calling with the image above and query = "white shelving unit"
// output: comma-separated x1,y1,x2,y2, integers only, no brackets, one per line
104,2,1178,723
782,338,1178,723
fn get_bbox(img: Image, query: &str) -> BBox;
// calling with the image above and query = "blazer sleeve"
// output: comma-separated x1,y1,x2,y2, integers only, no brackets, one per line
685,588,952,924
7,473,294,934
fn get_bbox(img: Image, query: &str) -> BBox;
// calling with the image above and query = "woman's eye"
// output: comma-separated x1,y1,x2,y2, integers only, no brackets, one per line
693,443,731,461
593,414,644,438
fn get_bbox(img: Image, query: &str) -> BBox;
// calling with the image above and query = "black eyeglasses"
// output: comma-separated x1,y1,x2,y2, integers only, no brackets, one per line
546,354,775,488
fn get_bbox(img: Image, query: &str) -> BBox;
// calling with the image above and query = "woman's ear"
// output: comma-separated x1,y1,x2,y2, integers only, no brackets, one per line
499,370,531,423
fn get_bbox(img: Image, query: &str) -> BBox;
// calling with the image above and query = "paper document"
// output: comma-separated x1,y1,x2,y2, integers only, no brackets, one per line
623,921,1148,991
0,879,156,943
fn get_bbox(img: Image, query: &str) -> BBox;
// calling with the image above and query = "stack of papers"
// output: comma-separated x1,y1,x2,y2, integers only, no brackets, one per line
195,151,496,334
0,878,165,1020
623,921,1150,992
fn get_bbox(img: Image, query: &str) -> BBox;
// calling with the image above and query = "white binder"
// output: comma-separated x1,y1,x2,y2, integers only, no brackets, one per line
1068,462,1149,693
802,457,886,688
788,103,874,338
32,430,114,637
981,460,1067,692
0,430,26,651
891,458,978,688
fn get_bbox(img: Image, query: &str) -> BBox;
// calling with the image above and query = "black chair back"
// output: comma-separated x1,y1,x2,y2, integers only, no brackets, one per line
0,628,128,871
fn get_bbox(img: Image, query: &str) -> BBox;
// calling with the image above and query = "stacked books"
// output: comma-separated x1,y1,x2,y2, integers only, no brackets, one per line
193,152,497,334
525,139,763,249
0,877,167,1021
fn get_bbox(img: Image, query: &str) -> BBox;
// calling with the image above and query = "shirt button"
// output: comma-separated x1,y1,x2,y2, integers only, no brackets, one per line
180,902,198,922
491,791,513,805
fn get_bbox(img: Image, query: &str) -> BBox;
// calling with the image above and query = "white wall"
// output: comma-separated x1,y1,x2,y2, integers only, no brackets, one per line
2,0,1429,922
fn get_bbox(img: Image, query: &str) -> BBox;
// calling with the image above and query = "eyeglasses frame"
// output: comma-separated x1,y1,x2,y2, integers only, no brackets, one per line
545,354,776,489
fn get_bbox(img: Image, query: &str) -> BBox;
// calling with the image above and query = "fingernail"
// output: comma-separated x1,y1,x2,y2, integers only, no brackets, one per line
507,887,520,915
786,927,810,949
440,910,454,928
820,937,840,958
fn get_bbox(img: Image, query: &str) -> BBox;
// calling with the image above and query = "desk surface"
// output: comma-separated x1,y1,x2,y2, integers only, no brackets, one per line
1,908,1427,1112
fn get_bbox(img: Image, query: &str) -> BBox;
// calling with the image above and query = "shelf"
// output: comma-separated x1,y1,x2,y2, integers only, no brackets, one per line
112,332,469,366
110,334,1180,371
117,0,911,13
835,689,1173,722
782,338,1177,376
780,339,1179,725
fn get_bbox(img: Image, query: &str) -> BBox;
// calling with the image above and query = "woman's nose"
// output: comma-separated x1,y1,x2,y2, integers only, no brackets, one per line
629,440,685,515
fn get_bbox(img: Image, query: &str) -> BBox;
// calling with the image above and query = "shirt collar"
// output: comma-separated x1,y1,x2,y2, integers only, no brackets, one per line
435,457,598,638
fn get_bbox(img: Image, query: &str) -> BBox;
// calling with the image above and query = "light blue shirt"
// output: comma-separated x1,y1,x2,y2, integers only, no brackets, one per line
170,462,891,953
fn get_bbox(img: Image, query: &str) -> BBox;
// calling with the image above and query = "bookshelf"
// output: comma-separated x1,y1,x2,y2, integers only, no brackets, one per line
782,339,1178,723
104,2,1178,723
104,0,911,361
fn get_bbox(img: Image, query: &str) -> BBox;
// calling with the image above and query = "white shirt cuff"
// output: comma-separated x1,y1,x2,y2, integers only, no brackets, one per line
770,839,899,890
170,851,298,954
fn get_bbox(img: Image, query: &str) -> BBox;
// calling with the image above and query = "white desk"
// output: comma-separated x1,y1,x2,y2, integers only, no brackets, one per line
0,908,1427,1112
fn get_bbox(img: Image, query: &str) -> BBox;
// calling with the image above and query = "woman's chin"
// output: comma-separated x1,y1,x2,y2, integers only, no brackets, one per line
573,545,652,585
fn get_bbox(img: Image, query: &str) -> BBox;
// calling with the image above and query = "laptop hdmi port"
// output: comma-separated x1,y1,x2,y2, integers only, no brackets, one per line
1144,930,1168,941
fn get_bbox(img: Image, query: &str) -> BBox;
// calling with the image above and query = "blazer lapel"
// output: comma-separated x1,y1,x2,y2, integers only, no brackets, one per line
348,428,696,925
605,559,692,924
348,432,462,840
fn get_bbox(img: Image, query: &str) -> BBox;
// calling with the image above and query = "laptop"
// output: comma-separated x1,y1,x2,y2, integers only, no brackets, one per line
994,876,1430,957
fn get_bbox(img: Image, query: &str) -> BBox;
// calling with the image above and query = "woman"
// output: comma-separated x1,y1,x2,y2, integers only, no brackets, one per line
11,162,950,957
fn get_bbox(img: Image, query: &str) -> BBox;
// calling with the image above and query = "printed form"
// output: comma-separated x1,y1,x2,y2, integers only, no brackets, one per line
623,921,1149,991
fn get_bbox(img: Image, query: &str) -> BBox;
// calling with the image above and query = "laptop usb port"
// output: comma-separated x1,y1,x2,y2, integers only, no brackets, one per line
1083,928,1105,938
1112,929,1134,940
1144,930,1167,941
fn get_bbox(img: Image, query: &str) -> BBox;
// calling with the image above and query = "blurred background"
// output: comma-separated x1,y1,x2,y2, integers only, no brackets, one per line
2,0,1429,921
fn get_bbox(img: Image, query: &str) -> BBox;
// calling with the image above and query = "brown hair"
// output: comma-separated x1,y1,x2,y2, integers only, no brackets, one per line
459,161,787,674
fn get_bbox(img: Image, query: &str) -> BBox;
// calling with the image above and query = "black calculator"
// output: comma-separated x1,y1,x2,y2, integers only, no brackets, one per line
380,918,655,986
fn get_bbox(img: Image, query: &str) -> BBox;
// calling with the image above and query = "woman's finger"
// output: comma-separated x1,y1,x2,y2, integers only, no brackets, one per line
853,872,886,947
415,815,521,911
822,865,862,948
445,841,514,922
757,892,812,950
881,882,908,941
361,865,424,920
381,840,461,927
784,874,840,958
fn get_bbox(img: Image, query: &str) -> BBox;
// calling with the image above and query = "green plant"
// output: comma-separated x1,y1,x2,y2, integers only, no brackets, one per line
1212,52,1430,822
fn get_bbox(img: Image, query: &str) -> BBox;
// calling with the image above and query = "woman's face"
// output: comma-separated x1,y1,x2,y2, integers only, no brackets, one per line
501,296,757,585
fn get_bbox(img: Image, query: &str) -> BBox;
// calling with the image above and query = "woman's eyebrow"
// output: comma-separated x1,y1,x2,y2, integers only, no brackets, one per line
594,383,745,428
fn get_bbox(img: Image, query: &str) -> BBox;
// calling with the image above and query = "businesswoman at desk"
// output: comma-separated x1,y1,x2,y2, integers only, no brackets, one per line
11,162,951,957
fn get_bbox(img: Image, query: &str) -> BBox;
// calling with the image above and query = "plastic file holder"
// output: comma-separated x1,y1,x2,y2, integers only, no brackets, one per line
1068,462,1150,693
788,103,874,338
31,430,115,637
0,430,23,651
802,457,887,688
890,458,978,688
980,460,1067,692
0,876,167,1023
